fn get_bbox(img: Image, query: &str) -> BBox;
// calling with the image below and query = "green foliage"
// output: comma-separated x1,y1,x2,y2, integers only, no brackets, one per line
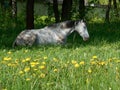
34,15,55,28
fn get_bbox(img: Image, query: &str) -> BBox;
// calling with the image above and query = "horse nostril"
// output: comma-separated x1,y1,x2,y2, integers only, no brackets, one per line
84,37,89,41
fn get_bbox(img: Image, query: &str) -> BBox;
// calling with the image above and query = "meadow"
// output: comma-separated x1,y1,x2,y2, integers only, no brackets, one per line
0,20,120,90
0,1,120,89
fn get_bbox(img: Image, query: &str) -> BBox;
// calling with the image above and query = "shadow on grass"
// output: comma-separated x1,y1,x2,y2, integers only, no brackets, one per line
0,21,120,50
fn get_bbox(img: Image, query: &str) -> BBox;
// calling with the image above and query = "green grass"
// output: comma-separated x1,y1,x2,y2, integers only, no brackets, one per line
0,21,120,90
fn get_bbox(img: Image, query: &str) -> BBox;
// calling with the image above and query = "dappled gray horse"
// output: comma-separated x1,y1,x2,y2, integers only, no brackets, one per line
12,20,89,47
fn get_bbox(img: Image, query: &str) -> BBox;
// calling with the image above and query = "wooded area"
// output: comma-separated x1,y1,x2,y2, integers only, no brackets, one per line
0,0,120,29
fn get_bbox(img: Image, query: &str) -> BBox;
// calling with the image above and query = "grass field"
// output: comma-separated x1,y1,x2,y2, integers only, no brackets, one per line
0,21,120,90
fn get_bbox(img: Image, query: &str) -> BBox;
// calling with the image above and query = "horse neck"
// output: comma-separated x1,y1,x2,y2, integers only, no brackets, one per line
58,28,74,37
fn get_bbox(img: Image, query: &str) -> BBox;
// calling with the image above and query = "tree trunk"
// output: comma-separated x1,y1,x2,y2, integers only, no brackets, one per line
26,0,34,29
113,0,119,17
79,0,85,19
61,0,72,21
10,0,17,18
53,0,60,22
105,0,112,23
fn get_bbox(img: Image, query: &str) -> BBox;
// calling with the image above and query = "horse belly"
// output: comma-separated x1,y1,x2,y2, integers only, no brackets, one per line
35,32,58,44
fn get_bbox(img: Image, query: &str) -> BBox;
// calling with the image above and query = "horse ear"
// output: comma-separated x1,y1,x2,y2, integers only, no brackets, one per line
81,19,83,22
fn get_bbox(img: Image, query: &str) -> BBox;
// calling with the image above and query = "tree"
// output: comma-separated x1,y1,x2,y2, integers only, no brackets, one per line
61,0,73,21
105,0,112,22
113,0,119,17
10,0,17,18
26,0,34,29
79,0,85,19
53,0,60,22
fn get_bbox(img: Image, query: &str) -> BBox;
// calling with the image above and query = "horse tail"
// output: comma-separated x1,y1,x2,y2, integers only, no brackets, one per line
12,39,17,48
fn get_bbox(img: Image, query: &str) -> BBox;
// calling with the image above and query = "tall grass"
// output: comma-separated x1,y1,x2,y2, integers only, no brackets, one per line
0,20,120,90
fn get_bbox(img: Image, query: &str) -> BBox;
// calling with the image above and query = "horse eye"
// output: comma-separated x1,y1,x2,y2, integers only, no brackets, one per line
84,26,87,29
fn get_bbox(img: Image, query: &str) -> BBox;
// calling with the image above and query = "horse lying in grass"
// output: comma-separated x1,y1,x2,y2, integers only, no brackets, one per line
12,20,90,47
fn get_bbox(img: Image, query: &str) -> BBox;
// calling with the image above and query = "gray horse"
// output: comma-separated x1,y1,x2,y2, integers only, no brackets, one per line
12,20,89,47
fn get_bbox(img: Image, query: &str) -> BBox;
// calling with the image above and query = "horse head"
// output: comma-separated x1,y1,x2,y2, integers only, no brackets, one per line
74,20,90,41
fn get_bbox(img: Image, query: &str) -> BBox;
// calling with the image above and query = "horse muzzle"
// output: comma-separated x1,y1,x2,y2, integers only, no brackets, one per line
83,37,89,41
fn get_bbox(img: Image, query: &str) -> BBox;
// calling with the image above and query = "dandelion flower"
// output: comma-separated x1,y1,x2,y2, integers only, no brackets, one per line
71,60,77,64
26,78,31,81
22,59,26,63
39,65,45,69
25,50,28,53
54,69,58,72
80,61,85,65
42,62,46,65
7,51,12,54
92,56,97,59
43,56,47,60
88,68,92,73
74,63,80,68
19,71,24,74
3,57,12,61
90,61,96,65
30,62,39,67
40,73,45,78
53,58,58,62
99,61,106,66
25,57,31,61
24,67,30,72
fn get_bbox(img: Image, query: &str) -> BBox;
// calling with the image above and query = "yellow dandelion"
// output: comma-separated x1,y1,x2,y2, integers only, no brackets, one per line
30,62,39,67
43,56,47,60
42,61,46,65
88,68,92,73
25,50,28,53
80,61,85,65
39,65,45,69
99,61,106,66
24,67,30,72
71,60,77,64
25,57,31,61
22,59,26,63
3,57,12,61
19,71,24,74
90,61,96,65
54,69,58,72
7,63,17,67
7,51,12,54
26,78,31,81
40,73,45,78
74,63,80,68
92,55,97,59
53,58,58,62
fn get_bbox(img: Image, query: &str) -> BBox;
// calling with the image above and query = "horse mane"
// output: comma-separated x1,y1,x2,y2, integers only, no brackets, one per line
46,20,77,29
